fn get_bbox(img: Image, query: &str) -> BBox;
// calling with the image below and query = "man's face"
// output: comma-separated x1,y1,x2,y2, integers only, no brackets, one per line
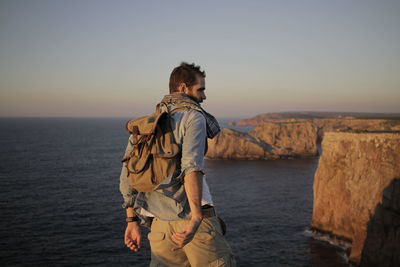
184,75,206,103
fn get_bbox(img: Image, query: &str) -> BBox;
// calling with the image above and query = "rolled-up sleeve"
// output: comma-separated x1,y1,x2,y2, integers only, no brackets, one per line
119,135,138,209
181,111,207,176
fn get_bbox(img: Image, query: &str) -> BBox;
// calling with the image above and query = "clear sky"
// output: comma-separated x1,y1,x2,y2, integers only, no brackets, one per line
1,0,399,118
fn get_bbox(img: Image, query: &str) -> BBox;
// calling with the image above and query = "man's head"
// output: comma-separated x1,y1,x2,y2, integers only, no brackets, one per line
169,62,206,103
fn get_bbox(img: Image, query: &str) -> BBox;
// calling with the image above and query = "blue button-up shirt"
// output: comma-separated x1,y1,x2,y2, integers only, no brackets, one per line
119,103,207,226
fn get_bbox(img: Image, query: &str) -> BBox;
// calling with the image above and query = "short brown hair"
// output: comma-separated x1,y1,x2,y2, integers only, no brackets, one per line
169,62,206,93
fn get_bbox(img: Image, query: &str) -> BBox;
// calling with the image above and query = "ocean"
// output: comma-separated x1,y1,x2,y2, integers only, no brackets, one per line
0,118,350,266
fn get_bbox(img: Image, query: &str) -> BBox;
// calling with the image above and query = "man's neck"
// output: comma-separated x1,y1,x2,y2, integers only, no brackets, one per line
171,93,201,104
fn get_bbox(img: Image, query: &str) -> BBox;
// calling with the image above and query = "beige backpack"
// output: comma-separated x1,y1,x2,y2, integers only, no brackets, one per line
121,104,181,192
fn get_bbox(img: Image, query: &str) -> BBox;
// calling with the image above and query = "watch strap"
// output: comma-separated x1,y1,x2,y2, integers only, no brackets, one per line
126,216,140,223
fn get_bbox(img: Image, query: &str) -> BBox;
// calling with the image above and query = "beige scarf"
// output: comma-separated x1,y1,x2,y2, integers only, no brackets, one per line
160,94,221,139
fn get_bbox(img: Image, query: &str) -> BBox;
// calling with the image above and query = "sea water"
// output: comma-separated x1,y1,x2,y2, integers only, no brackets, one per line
0,118,350,266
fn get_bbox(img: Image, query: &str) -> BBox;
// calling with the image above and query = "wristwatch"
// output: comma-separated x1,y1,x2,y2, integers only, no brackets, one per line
126,216,141,223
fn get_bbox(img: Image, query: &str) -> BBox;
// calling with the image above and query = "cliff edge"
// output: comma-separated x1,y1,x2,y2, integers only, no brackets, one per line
311,131,400,265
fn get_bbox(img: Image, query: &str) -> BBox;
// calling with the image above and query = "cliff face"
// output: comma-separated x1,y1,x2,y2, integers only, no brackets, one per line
249,121,318,157
206,128,274,159
311,132,400,265
206,121,318,159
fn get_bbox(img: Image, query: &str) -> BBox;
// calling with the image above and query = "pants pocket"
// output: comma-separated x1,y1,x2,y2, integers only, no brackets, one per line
148,231,165,242
217,216,227,236
209,253,237,267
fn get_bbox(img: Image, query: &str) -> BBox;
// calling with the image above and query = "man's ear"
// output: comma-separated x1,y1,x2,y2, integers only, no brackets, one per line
177,83,187,93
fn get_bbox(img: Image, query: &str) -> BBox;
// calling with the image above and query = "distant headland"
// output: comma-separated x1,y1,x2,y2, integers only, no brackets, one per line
206,112,400,160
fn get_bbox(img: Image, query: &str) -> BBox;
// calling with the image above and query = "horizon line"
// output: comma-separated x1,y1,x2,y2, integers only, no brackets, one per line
1,110,400,120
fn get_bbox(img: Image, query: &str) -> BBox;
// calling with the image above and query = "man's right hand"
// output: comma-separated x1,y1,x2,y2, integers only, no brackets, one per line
124,222,141,252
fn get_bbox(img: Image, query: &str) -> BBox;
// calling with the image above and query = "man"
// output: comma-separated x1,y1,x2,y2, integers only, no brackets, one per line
120,62,236,266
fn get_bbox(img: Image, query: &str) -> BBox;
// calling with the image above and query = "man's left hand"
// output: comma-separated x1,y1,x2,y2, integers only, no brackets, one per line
171,217,202,251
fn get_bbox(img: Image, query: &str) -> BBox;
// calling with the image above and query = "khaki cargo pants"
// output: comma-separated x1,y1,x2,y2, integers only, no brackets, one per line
148,216,236,267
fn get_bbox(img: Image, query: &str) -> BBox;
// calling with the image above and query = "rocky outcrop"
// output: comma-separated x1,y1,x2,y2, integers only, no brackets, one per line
206,121,318,159
206,128,275,159
311,131,400,265
249,121,318,158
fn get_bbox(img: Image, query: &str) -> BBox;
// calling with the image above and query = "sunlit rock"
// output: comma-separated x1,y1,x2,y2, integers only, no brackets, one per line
249,121,318,158
206,128,276,159
206,121,318,159
311,131,400,265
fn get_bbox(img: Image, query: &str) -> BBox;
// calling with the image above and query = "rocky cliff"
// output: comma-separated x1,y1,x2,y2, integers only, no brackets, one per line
311,131,400,265
206,128,274,159
249,121,318,158
206,121,318,159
